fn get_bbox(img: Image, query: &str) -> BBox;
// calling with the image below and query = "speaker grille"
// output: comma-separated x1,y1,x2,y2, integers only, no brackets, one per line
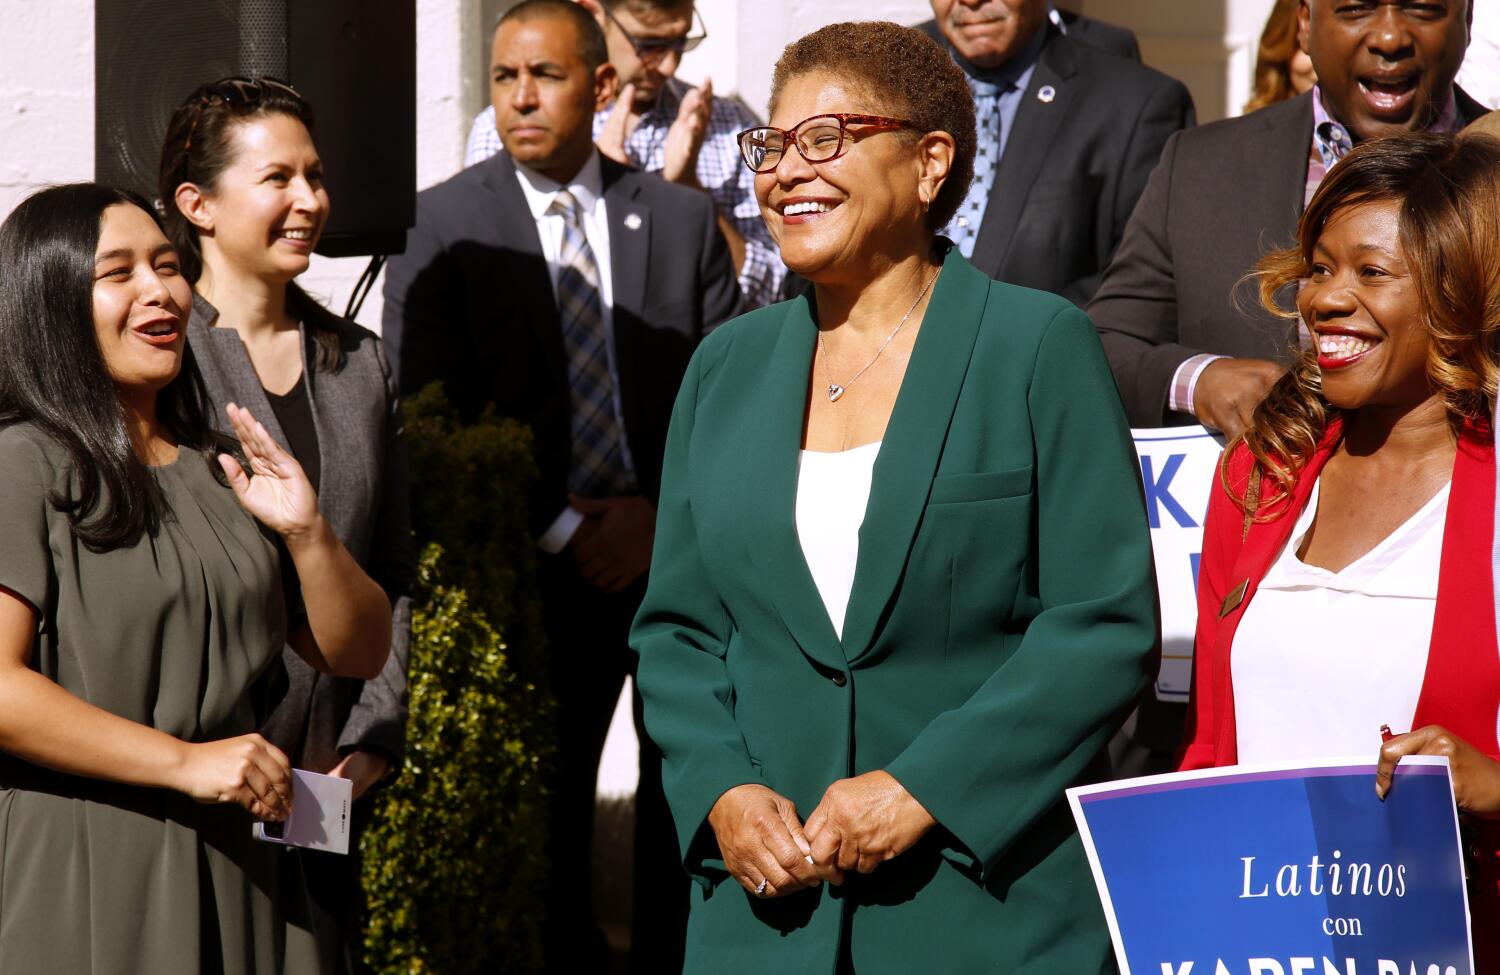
96,0,414,256
95,0,288,203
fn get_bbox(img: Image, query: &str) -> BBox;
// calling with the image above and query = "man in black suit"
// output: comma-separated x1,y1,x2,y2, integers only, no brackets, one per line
382,1,740,969
1051,2,1140,60
1091,0,1482,433
920,0,1194,306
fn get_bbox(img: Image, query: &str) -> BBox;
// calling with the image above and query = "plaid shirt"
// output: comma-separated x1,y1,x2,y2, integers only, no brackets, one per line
466,81,784,309
1167,86,1463,420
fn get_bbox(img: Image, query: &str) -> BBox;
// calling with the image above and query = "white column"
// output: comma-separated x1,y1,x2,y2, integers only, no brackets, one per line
0,0,94,219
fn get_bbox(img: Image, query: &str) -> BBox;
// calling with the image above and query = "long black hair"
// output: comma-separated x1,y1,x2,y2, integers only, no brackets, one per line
0,183,219,551
157,75,345,371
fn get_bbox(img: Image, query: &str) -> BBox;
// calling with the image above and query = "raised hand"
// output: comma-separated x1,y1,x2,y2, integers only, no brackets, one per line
174,733,294,821
596,82,640,166
708,783,827,898
218,402,321,539
662,77,713,186
804,770,936,876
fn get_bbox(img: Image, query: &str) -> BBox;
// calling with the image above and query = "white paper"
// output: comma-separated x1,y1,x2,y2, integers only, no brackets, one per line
251,768,354,855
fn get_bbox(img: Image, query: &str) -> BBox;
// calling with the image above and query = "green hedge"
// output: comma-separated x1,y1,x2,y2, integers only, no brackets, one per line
361,384,554,974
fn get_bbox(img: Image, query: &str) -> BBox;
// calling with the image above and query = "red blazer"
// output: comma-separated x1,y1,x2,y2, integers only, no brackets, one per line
1179,417,1500,967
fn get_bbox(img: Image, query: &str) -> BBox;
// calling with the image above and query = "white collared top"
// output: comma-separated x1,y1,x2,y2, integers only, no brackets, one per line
1232,476,1450,764
512,150,615,322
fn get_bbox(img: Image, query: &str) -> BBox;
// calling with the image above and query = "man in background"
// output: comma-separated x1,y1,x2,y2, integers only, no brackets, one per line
384,2,740,968
1091,0,1484,434
466,0,785,308
920,0,1194,306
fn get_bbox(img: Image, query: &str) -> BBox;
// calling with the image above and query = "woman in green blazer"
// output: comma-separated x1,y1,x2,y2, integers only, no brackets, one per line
631,22,1158,974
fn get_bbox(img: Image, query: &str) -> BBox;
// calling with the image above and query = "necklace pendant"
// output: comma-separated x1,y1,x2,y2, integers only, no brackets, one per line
827,384,846,403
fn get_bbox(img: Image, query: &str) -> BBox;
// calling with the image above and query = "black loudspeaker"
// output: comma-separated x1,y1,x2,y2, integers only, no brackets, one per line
95,0,416,256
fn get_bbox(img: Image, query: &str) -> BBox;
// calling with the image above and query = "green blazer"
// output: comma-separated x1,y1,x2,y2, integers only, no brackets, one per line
631,245,1158,973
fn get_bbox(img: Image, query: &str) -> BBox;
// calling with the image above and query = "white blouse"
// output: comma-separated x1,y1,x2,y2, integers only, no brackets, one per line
1232,477,1450,765
795,441,882,640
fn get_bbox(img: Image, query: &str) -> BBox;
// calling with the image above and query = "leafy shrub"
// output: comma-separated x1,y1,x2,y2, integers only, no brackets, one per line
361,384,554,974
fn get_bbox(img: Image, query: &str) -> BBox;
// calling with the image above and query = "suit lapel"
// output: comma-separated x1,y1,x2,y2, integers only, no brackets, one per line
744,295,847,672
479,153,567,383
840,249,989,665
1266,92,1314,229
188,296,290,448
603,163,651,473
604,161,650,317
971,32,1077,274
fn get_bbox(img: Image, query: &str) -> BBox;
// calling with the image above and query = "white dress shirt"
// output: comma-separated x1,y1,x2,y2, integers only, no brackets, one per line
1232,477,1449,765
795,442,882,640
514,152,636,554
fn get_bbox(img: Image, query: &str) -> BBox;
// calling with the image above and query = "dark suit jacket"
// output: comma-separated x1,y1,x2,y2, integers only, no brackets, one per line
382,151,742,531
190,293,414,772
1055,8,1140,60
631,243,1158,972
918,22,1194,306
1090,88,1490,426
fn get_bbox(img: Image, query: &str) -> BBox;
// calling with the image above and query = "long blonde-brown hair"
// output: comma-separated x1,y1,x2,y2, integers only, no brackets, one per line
1228,133,1500,520
1245,0,1306,113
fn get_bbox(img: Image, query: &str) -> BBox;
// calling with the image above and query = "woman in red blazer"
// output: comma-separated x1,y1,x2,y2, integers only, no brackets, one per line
1180,133,1500,966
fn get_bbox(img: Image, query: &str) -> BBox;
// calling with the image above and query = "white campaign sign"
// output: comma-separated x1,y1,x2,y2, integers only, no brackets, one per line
1132,427,1223,702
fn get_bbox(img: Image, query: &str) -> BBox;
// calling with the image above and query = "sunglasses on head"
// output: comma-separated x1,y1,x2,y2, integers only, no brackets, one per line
183,76,303,151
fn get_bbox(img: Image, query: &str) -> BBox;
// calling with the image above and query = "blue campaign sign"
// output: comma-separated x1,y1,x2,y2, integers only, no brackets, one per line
1068,758,1473,975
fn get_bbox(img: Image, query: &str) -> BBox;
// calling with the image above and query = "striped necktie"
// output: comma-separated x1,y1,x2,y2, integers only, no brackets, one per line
550,189,634,496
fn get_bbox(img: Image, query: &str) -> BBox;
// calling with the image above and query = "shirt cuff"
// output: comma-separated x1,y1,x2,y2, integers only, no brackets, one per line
1168,354,1227,417
538,506,585,555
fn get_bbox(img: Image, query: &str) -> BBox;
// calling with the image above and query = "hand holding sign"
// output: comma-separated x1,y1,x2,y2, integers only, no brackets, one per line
1378,725,1500,816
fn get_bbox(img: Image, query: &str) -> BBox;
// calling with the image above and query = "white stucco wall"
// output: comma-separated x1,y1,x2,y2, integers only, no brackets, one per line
7,0,1495,336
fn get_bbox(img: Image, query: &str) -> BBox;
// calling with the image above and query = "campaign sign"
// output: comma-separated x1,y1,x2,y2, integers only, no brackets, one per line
1133,426,1222,702
1068,757,1473,975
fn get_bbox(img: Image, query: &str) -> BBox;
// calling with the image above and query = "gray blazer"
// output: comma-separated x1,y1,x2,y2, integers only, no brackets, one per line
1088,88,1490,426
189,293,414,775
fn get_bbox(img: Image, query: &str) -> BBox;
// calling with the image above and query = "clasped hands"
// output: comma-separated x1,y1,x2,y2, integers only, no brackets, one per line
707,771,936,899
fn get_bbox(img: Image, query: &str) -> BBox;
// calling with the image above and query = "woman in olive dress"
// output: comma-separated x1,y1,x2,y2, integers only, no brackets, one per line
0,183,392,973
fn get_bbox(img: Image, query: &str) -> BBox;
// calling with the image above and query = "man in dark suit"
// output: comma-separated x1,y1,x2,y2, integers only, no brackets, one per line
382,1,740,969
1090,0,1483,433
1052,2,1141,60
920,0,1193,306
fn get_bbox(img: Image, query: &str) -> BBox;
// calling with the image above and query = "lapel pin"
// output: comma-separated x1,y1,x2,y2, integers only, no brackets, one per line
624,213,643,230
1037,85,1057,104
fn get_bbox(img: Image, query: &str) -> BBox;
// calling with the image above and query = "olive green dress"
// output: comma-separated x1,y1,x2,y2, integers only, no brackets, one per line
0,423,323,974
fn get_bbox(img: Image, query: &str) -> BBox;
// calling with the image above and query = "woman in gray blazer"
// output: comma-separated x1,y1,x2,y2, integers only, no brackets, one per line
158,76,414,972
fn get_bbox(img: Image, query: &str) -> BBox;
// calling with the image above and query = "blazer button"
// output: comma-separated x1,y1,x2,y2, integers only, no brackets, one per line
832,673,848,687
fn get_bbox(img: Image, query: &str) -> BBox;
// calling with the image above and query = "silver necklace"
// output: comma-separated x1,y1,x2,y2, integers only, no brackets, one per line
817,269,939,403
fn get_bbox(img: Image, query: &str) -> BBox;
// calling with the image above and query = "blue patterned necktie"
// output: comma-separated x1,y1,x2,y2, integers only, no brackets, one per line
550,189,635,496
947,79,1003,258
